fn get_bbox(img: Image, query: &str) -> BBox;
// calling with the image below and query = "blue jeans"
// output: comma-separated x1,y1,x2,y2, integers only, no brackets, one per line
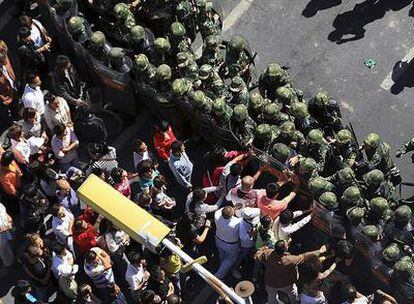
214,237,240,279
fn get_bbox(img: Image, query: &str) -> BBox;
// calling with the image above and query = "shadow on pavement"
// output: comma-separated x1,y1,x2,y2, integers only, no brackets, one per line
327,0,413,44
390,59,414,94
302,0,343,18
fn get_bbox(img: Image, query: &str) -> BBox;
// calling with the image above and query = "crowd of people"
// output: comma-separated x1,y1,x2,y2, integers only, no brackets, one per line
1,0,414,304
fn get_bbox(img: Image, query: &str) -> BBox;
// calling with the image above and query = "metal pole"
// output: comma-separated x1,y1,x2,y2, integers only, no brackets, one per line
161,238,247,304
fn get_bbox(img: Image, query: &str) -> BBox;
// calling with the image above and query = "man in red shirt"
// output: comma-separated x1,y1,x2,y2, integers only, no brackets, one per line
153,121,176,161
72,214,103,255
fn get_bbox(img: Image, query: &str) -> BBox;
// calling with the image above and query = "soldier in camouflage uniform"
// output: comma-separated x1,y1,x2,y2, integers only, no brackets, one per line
382,243,402,268
248,92,265,123
230,104,256,147
307,91,344,136
385,205,414,248
198,64,227,100
199,34,224,69
362,169,398,205
366,197,390,227
391,258,414,303
175,0,197,42
155,64,172,94
133,54,156,84
263,103,290,126
228,76,249,106
253,124,276,152
153,37,172,66
67,16,91,44
275,86,298,111
296,157,318,181
300,129,330,174
258,63,292,101
362,133,401,186
221,35,251,81
339,186,366,216
88,31,111,65
274,121,305,150
171,78,194,106
169,22,193,56
192,90,213,120
108,47,133,73
319,191,338,212
196,0,221,40
361,225,383,259
396,137,414,163
129,25,157,59
176,52,200,86
328,128,359,171
307,177,335,198
290,102,319,136
271,143,293,166
347,206,366,227
325,166,358,197
113,3,136,43
212,97,232,129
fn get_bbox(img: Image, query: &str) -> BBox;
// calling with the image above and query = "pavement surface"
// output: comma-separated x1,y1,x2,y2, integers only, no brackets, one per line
1,0,414,303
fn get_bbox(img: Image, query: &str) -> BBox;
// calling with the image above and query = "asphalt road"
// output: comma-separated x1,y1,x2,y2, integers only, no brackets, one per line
1,0,414,303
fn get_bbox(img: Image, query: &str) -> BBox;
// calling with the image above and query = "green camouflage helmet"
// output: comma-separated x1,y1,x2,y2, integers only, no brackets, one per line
68,16,85,33
337,167,356,185
364,169,384,187
319,191,338,210
271,143,291,163
263,103,280,121
177,52,191,68
197,0,213,10
199,64,213,80
370,197,389,217
232,104,248,122
172,78,191,96
346,207,365,225
130,25,146,42
291,102,308,119
176,1,191,18
362,225,380,241
342,186,362,203
154,37,171,54
383,243,402,263
275,87,294,105
249,92,264,110
266,63,283,79
230,76,245,92
394,205,412,224
155,64,172,81
205,35,221,48
393,259,414,281
383,208,395,222
336,129,353,145
134,54,149,71
90,31,106,47
229,35,246,54
170,22,186,38
114,2,130,20
364,133,381,149
300,157,317,173
212,97,227,116
314,91,329,106
306,129,324,145
109,47,124,60
308,177,334,197
255,124,272,140
280,121,296,137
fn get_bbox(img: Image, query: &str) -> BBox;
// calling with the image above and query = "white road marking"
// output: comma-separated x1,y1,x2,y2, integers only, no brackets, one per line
381,46,414,91
196,0,255,56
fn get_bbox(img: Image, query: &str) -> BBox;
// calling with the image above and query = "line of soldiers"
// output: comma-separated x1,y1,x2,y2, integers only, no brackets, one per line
55,0,414,300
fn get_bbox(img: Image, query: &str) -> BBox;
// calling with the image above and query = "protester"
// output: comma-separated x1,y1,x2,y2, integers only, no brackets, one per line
168,140,193,190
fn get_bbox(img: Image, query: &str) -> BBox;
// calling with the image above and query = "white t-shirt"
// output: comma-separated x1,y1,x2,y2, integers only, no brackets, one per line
52,250,78,278
214,208,241,243
22,84,45,115
300,292,328,304
52,208,74,244
31,20,46,48
125,263,148,291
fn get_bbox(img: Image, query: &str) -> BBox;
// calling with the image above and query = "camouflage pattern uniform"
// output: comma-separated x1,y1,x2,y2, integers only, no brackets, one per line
300,129,330,174
198,64,228,100
129,25,157,59
199,34,224,69
274,121,305,150
133,53,156,84
212,97,233,129
153,37,172,66
169,22,193,56
196,0,221,40
222,35,251,80
328,128,359,170
113,3,137,43
290,102,319,136
248,92,265,123
175,0,197,42
155,64,172,94
230,104,256,147
67,16,91,44
258,63,292,101
108,47,133,73
89,31,111,65
384,205,414,247
228,76,249,106
396,137,414,163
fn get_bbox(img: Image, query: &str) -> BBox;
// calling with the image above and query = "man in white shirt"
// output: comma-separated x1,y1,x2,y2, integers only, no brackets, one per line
273,209,312,242
168,141,193,189
125,252,150,301
52,243,79,299
22,74,45,116
214,206,241,279
132,139,154,169
51,205,74,247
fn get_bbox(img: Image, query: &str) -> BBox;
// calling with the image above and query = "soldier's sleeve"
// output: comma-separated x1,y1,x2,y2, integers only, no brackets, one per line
400,137,414,154
368,148,383,168
317,144,329,172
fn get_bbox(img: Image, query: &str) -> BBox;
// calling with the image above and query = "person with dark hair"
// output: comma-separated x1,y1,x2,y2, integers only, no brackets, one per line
0,150,23,200
86,142,118,175
52,243,79,299
0,201,14,268
140,289,160,304
51,123,79,172
76,283,100,304
22,74,45,116
17,26,48,75
151,175,176,211
125,251,150,301
19,184,49,233
273,208,312,242
0,49,18,133
153,121,177,161
168,140,193,189
44,93,72,131
22,107,46,139
167,294,182,304
8,122,45,164
18,15,52,52
147,265,175,301
219,152,248,194
111,167,131,198
11,280,41,304
51,205,74,247
341,284,369,304
132,139,154,169
137,160,159,192
73,214,103,255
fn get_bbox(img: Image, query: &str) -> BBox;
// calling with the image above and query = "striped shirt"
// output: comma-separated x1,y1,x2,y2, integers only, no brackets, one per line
87,147,118,175
168,152,193,188
84,247,114,289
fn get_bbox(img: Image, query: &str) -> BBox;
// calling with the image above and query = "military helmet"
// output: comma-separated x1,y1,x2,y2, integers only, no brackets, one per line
370,197,389,217
314,91,329,106
90,31,106,47
176,1,191,18
346,207,365,225
393,259,414,281
271,143,291,163
279,121,296,138
275,87,294,105
134,54,149,71
263,103,280,121
212,98,227,116
306,129,324,145
364,133,381,149
228,35,246,53
230,76,245,92
364,169,384,187
170,22,186,38
114,2,130,20
232,104,248,122
336,129,353,145
205,34,221,48
154,37,171,54
249,92,264,110
266,63,283,79
342,186,362,203
291,102,308,119
299,157,317,173
383,243,402,264
177,52,191,68
186,62,199,81
130,25,146,42
394,205,412,224
255,124,272,140
362,225,380,241
319,191,338,210
68,16,85,33
155,64,172,81
172,78,190,96
193,90,208,108
109,47,124,60
337,167,356,185
199,64,213,80
308,177,334,197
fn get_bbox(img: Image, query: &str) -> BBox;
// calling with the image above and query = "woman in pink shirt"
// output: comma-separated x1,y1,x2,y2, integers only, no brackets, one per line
111,167,131,199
